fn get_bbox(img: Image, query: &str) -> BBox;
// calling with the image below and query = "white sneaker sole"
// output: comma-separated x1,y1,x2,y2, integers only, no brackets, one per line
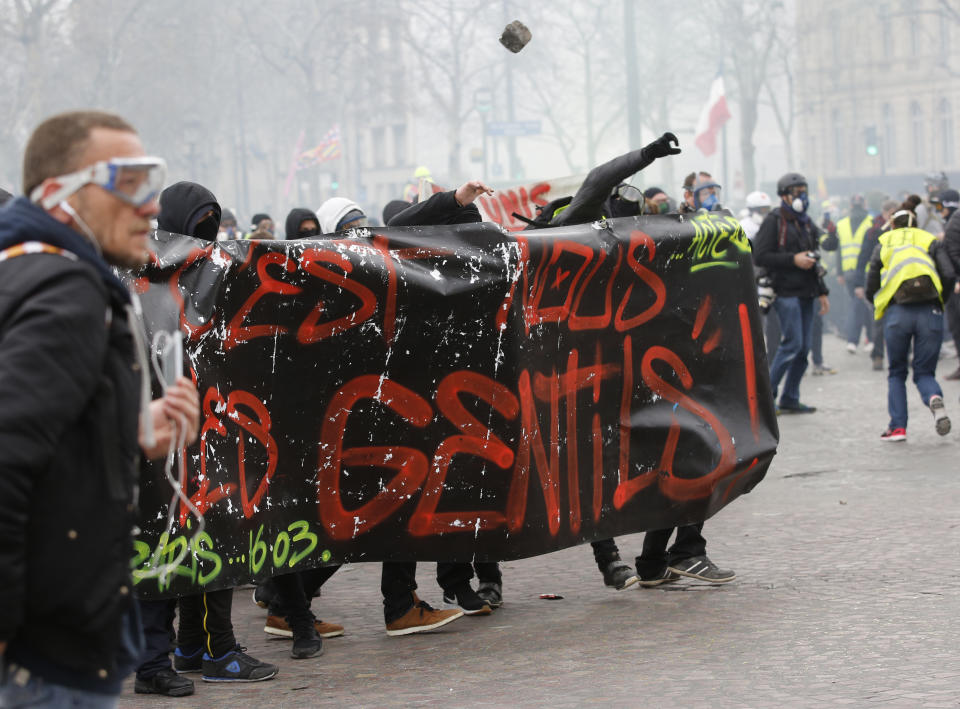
442,598,492,615
931,400,951,436
265,623,345,638
385,610,463,636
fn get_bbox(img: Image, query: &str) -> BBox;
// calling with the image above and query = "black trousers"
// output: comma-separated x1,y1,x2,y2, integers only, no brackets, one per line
634,524,707,577
177,589,235,659
590,538,622,569
435,561,502,592
381,562,418,623
135,599,177,679
946,291,960,352
381,561,503,622
268,565,340,621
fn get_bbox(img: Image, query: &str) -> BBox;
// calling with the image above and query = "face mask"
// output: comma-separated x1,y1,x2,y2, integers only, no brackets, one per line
657,201,669,214
700,193,719,211
791,193,809,213
298,228,320,238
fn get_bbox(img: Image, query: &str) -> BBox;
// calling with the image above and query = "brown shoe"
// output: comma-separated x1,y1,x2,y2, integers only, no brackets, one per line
945,367,960,380
264,615,345,639
385,595,463,636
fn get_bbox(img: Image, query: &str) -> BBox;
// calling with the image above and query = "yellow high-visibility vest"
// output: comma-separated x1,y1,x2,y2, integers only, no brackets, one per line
837,214,873,272
873,227,942,319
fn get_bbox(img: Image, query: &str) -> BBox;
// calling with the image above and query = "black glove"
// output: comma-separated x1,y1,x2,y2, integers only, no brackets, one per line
645,132,681,159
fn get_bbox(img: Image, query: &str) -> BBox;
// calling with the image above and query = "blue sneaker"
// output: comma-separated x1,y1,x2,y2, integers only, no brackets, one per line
173,646,203,674
201,646,278,683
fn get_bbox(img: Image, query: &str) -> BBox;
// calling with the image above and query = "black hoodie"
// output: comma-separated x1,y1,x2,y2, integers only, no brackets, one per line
157,181,221,240
285,207,320,239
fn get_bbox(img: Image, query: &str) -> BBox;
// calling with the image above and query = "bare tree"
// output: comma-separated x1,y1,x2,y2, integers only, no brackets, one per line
701,0,784,191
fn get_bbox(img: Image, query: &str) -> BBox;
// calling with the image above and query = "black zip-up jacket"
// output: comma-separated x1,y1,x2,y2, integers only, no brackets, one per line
0,198,141,693
853,216,887,288
387,190,481,227
753,206,837,298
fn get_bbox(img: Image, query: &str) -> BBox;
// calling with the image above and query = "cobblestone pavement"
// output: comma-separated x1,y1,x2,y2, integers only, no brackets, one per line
120,332,960,708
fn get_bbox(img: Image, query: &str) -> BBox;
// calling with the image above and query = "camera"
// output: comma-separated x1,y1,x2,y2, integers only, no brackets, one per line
807,250,821,261
757,274,776,315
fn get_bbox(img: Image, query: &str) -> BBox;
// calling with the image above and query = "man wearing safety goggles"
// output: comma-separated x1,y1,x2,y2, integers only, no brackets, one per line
29,151,166,267
0,111,199,707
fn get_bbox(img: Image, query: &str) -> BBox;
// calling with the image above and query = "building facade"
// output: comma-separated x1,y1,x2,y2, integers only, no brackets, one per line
796,0,959,195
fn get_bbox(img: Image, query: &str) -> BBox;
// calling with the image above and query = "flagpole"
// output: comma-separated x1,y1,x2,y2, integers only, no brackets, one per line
722,124,729,197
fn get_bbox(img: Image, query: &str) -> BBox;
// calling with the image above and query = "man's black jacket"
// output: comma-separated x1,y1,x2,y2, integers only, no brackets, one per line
0,198,141,692
754,206,837,298
387,190,480,227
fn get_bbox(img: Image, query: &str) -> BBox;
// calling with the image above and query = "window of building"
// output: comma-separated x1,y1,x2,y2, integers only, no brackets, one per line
911,101,925,167
909,15,920,57
833,108,845,170
880,8,892,53
392,124,407,167
940,99,954,167
883,103,896,168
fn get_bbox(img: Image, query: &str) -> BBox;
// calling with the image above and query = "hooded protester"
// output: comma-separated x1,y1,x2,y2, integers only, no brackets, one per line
137,181,279,690
284,207,321,239
643,186,670,215
317,197,367,233
246,213,274,239
217,208,239,240
157,181,221,240
382,199,412,226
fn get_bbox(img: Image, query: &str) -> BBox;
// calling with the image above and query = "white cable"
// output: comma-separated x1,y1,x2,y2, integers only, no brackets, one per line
134,331,205,586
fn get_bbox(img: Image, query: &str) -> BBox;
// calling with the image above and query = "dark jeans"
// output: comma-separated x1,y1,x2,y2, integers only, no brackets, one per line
873,313,885,362
810,310,824,366
884,302,944,429
177,589,235,658
136,599,177,679
845,278,873,346
769,296,814,405
0,660,118,708
271,565,340,626
634,524,707,577
765,309,780,362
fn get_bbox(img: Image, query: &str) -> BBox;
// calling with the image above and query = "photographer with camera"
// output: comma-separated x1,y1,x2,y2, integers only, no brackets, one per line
754,173,837,414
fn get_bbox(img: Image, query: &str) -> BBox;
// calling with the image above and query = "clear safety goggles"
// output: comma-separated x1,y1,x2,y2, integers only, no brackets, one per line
31,157,167,209
614,183,643,203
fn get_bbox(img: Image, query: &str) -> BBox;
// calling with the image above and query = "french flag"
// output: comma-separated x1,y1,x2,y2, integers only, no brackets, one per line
694,75,732,157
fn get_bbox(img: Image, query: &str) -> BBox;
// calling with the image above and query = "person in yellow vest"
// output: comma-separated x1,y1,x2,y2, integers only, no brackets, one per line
865,195,956,442
836,195,874,354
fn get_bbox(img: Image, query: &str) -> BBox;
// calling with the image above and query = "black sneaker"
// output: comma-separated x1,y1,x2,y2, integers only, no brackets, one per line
134,668,195,697
201,646,278,683
637,568,681,588
253,581,275,609
172,646,203,674
668,555,736,584
476,581,503,608
290,624,324,660
601,560,639,590
442,584,492,615
776,401,816,415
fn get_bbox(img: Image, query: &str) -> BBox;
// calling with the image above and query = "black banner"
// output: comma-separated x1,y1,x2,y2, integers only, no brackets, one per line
131,213,778,598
